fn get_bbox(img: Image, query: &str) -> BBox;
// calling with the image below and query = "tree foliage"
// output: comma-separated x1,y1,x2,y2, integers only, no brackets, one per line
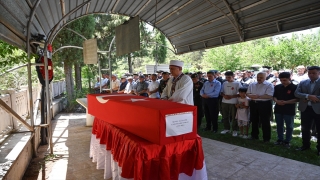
202,30,320,72
152,31,167,64
0,40,29,68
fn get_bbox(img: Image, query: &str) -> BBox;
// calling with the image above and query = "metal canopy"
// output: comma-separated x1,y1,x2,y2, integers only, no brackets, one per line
1,0,320,54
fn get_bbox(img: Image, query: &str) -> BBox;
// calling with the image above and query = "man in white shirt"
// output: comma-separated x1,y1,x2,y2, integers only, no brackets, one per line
147,74,160,98
292,65,309,83
247,72,274,142
220,71,242,136
111,74,120,92
123,77,135,94
161,60,193,105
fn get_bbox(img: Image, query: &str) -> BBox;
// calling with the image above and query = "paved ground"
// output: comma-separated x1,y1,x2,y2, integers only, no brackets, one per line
23,113,320,180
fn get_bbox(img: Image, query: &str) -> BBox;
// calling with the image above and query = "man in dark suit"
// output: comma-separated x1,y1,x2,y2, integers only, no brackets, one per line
191,74,204,128
294,66,320,155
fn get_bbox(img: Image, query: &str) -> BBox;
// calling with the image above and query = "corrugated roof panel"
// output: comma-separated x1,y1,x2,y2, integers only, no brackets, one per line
87,0,98,13
125,0,144,16
144,0,190,24
69,0,77,20
138,0,158,20
164,10,225,37
35,3,51,34
0,0,28,28
98,1,111,13
16,0,41,37
173,23,235,46
115,0,135,15
92,0,105,13
171,19,234,43
161,1,229,36
75,0,85,17
155,0,206,28
47,0,60,26
0,4,25,38
1,0,320,54
130,0,150,16
0,24,25,49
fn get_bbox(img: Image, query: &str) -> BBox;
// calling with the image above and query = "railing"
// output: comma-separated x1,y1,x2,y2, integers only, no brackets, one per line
0,80,66,138
51,81,66,99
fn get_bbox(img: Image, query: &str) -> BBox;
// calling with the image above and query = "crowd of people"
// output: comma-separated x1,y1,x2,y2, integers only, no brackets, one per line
93,63,320,156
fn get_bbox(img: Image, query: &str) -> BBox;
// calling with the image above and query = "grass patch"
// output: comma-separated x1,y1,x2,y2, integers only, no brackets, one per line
198,114,320,166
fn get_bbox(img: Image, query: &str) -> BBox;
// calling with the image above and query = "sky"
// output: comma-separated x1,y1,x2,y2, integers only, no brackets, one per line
275,27,320,38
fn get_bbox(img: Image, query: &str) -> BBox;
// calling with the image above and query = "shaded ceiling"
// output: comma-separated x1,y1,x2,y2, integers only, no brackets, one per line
1,0,320,55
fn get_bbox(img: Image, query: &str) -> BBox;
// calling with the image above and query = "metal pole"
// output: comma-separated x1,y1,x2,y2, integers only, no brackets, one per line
43,50,53,154
43,1,92,154
98,59,102,93
108,36,116,92
26,0,42,157
65,28,87,40
52,45,109,55
0,63,44,76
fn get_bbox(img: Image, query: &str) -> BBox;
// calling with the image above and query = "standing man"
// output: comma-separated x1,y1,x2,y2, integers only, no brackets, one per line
220,71,242,136
134,75,149,97
147,74,160,98
294,66,320,155
262,66,274,81
191,74,204,128
247,72,274,142
200,70,221,133
240,70,254,88
161,60,193,105
292,65,309,83
158,71,170,96
273,72,298,148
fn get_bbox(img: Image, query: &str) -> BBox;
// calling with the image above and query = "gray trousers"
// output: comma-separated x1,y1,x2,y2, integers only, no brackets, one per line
221,102,238,131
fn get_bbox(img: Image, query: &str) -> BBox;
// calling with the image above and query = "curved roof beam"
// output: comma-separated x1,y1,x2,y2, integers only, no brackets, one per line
205,0,243,42
47,0,91,44
222,0,243,41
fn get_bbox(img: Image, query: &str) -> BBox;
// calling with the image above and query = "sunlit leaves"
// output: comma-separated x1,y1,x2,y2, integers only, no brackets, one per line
0,40,29,68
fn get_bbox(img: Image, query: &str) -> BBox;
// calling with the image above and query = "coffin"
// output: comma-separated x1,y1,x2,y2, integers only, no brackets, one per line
87,94,197,145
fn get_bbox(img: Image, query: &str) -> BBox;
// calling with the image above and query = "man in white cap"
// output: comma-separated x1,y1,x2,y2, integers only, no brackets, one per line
123,76,135,94
161,60,193,105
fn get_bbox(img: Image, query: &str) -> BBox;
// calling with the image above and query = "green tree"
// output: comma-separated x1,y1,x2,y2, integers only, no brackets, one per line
203,43,244,72
152,31,167,64
52,15,95,105
0,40,38,89
0,40,29,67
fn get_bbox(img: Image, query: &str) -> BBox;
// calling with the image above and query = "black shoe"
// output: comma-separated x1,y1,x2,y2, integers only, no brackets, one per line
212,130,217,133
248,137,259,140
274,140,283,145
203,128,211,131
263,140,270,143
296,146,310,151
283,142,290,148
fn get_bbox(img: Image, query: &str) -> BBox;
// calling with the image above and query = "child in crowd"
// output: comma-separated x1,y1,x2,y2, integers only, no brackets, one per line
235,87,250,139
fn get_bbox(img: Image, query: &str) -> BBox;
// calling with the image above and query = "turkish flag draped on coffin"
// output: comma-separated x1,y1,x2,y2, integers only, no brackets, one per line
87,94,197,145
